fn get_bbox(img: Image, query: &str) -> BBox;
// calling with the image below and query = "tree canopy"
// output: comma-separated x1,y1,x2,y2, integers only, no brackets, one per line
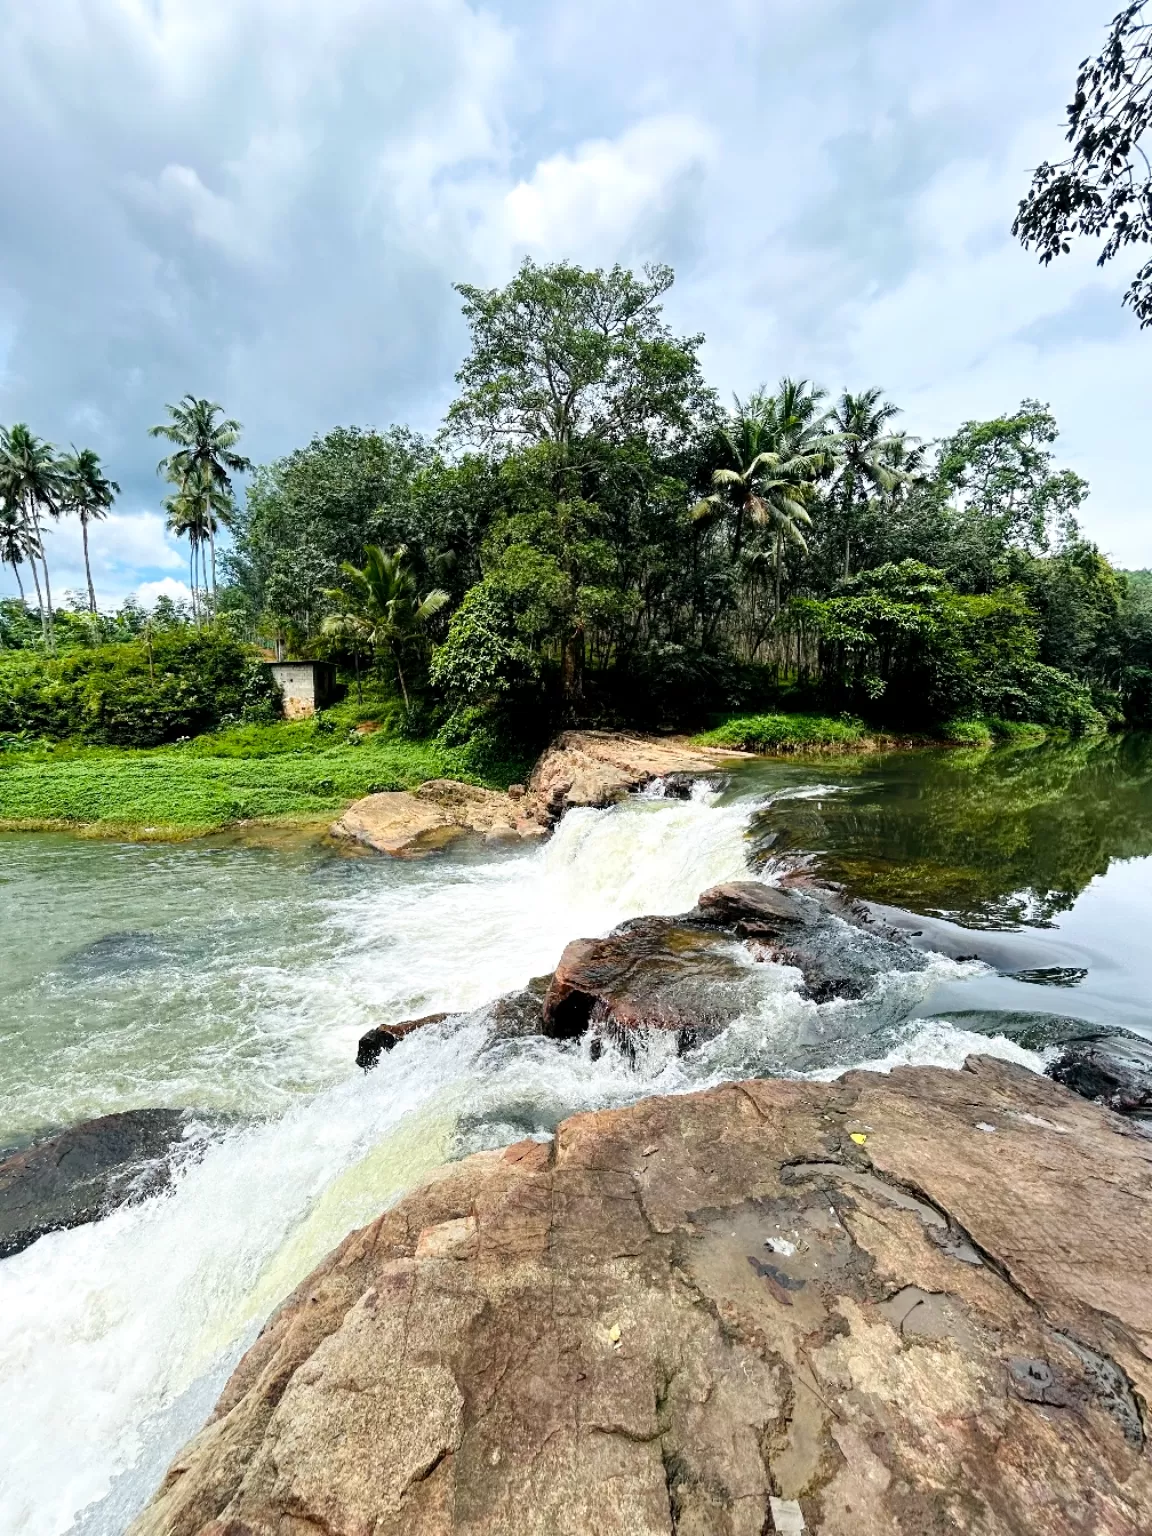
1015,2,1152,323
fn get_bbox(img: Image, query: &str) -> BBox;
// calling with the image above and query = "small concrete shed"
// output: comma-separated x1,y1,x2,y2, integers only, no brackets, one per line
268,661,337,719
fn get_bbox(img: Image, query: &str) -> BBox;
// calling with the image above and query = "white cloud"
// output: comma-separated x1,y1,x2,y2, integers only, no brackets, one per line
135,577,194,608
500,115,716,261
0,0,1149,578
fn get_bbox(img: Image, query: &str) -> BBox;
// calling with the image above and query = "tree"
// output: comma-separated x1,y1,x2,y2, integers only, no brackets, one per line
150,396,252,605
447,259,710,454
163,479,235,624
694,382,838,617
827,388,916,578
58,447,120,614
0,424,62,647
934,400,1089,587
228,426,435,639
322,545,449,710
0,499,36,603
1014,3,1152,324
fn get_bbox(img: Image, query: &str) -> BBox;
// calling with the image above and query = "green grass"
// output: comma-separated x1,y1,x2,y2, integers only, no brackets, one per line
0,686,520,837
693,711,870,754
937,717,1051,748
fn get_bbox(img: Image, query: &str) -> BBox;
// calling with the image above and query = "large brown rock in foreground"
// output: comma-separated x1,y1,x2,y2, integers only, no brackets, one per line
131,1057,1151,1535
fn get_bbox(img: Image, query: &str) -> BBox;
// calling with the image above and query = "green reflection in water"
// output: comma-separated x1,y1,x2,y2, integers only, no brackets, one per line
744,732,1152,929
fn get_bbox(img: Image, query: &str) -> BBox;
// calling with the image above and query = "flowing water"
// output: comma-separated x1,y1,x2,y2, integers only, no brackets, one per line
1,734,1150,1536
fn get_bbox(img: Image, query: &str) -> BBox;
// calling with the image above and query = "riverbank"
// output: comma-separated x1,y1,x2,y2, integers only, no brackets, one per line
0,695,527,840
0,708,1059,840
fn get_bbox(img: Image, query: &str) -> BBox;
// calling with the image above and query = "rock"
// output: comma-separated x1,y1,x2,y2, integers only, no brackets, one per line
1048,1031,1152,1114
331,780,528,857
525,731,725,825
130,1057,1152,1536
542,881,924,1043
697,880,811,932
0,1108,204,1258
544,917,756,1047
357,1014,452,1070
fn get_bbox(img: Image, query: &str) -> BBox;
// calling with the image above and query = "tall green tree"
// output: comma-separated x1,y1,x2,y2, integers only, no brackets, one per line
322,544,449,710
694,382,839,617
827,388,915,578
0,424,62,646
150,396,251,606
0,499,36,603
447,258,710,455
58,447,120,614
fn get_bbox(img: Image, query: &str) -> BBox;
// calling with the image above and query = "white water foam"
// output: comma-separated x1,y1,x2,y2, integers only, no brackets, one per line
0,788,1048,1536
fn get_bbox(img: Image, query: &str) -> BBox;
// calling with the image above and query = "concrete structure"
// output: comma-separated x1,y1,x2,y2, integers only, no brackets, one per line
268,661,337,720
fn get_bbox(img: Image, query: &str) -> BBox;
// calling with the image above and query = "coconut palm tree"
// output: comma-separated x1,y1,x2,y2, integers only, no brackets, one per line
149,396,251,604
162,477,235,624
0,499,37,603
828,389,918,578
58,447,120,614
693,382,841,613
322,545,449,711
0,424,62,646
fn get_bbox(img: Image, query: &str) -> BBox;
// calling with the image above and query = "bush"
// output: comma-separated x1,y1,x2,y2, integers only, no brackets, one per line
0,631,280,747
694,712,867,753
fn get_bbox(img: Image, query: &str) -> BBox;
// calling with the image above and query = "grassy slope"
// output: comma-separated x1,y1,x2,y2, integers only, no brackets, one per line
0,695,508,838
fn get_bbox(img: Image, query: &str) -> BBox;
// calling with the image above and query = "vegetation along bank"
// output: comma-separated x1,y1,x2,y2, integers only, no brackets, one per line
4,258,1152,838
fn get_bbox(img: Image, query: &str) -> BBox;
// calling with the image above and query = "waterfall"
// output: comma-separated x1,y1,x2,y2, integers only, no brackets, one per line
0,790,1042,1536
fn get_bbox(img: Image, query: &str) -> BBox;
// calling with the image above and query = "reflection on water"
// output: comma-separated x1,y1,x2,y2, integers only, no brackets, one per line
743,731,1152,928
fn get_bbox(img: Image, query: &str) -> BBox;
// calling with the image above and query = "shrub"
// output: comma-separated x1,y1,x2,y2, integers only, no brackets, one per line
0,631,279,747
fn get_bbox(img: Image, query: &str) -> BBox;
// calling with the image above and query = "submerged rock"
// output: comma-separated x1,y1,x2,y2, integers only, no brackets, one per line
1049,1031,1152,1115
0,1108,206,1259
130,1057,1152,1536
357,1013,452,1070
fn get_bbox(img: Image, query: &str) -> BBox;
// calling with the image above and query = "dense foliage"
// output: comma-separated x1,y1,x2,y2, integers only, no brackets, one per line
4,258,1150,759
0,620,280,747
210,259,1150,743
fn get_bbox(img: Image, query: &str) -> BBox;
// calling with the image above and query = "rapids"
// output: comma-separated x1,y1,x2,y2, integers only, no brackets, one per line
0,763,1112,1536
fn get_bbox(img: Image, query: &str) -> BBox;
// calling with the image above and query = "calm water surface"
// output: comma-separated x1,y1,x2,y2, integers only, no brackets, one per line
0,733,1149,1535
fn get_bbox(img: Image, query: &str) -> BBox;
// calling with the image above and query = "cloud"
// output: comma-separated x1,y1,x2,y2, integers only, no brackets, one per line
0,0,1148,572
135,577,194,608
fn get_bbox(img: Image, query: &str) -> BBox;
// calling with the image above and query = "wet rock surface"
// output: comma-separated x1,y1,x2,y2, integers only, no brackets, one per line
1049,1031,1152,1115
543,879,925,1044
525,730,728,825
357,1014,452,1070
131,1056,1152,1536
0,1108,206,1259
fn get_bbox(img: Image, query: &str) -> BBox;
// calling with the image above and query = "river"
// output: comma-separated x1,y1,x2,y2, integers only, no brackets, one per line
1,732,1150,1536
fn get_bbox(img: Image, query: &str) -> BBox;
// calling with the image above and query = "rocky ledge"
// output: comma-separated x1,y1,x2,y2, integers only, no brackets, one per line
330,731,731,856
131,1056,1151,1536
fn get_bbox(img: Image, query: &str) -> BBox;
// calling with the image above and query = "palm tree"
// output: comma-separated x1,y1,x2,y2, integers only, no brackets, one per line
0,424,62,646
58,447,120,614
694,382,840,613
0,499,37,603
149,396,251,605
163,471,236,623
828,389,917,578
322,545,449,710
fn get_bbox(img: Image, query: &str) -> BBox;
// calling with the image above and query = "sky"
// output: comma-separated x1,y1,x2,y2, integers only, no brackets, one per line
1,0,1148,609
